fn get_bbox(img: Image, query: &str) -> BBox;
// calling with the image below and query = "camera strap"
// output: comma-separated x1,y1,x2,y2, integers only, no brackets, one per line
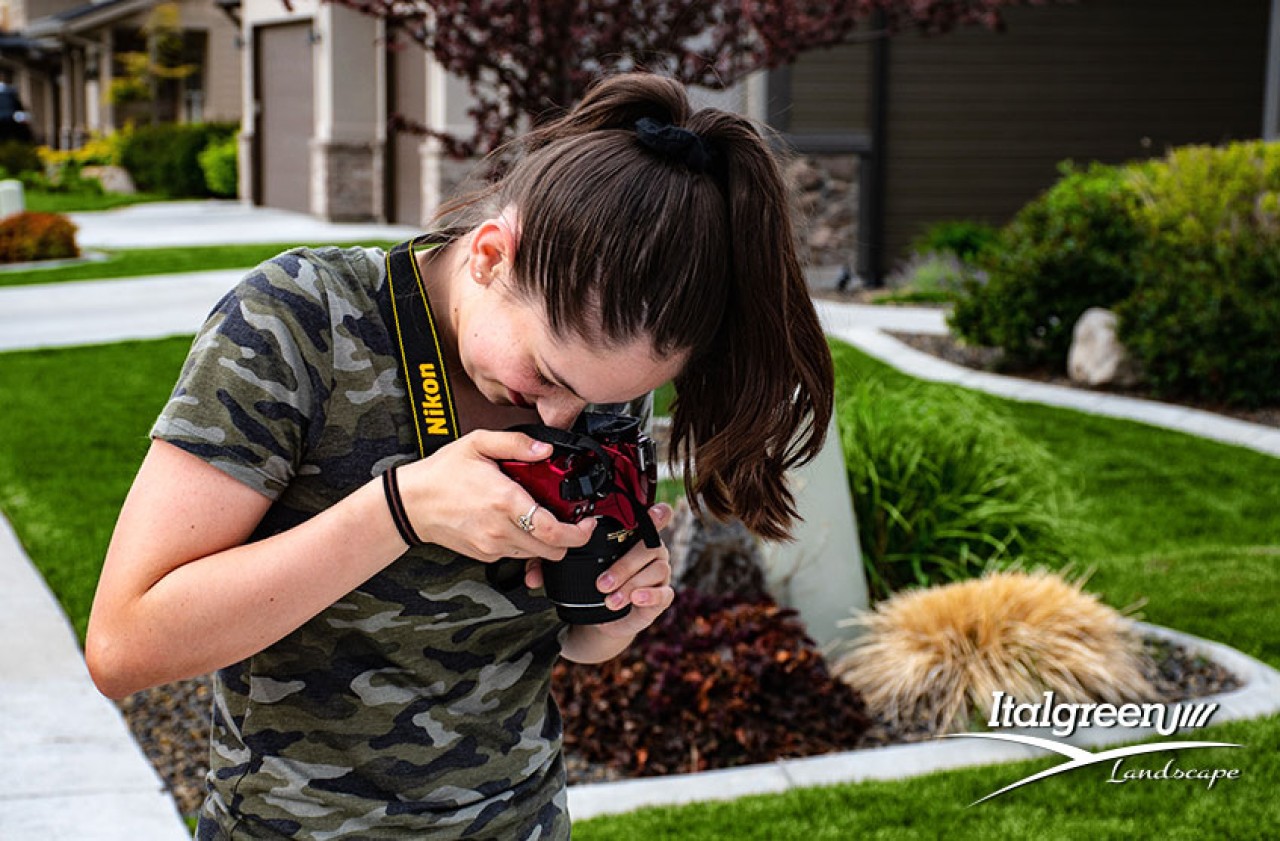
384,235,461,458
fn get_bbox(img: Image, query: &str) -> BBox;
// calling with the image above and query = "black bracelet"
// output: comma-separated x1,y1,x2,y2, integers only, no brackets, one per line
382,465,424,548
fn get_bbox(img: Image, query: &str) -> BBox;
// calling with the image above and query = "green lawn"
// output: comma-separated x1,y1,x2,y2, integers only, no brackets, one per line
23,189,173,214
0,241,401,287
0,336,1276,837
578,716,1277,840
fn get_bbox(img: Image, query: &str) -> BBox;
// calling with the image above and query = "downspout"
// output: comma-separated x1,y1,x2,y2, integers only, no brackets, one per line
858,9,889,286
1265,0,1280,138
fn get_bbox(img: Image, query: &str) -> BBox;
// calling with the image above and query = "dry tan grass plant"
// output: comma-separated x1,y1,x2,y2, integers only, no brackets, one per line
830,570,1156,734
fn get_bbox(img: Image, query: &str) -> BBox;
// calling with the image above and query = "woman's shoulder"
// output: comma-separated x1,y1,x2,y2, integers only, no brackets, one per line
214,243,393,337
252,244,389,303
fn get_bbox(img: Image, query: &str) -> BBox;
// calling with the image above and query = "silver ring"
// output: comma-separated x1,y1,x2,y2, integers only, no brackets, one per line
516,503,539,533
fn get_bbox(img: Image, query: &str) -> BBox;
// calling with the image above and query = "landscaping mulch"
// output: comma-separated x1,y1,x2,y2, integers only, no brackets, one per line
115,633,1242,818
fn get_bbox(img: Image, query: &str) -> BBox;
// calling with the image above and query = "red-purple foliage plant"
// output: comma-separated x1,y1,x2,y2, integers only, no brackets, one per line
552,589,871,776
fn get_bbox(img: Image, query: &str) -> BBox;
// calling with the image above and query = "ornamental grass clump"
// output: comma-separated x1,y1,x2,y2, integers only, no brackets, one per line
831,570,1155,735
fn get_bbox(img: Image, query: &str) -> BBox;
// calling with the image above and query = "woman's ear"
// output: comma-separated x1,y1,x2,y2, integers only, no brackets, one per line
468,213,518,286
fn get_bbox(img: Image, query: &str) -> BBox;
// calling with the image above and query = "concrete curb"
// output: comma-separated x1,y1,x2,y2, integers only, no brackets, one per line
567,622,1280,820
822,323,1280,460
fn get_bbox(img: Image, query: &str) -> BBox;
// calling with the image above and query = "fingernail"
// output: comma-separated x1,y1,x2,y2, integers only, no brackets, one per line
532,442,552,455
608,592,627,609
651,503,671,518
598,574,615,591
633,590,650,606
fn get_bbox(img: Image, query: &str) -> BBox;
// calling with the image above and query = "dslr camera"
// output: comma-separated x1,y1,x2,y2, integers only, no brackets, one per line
496,412,659,624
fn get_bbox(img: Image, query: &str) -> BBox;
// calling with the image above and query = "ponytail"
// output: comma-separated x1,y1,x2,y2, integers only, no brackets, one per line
434,72,835,541
673,109,834,541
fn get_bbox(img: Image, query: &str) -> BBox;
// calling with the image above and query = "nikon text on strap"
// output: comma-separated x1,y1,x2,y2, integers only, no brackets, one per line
385,236,461,458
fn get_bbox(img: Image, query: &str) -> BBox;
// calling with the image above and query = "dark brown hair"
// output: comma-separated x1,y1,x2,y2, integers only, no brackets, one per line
435,73,834,541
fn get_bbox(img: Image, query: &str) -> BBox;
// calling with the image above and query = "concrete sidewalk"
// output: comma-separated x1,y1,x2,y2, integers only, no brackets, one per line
0,518,190,839
2,202,1279,837
68,200,421,248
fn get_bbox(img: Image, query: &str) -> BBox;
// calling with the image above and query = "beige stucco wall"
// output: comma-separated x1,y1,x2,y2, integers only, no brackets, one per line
178,0,241,122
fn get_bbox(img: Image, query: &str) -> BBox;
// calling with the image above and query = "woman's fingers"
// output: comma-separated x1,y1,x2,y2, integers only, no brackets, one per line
595,503,675,608
394,430,595,562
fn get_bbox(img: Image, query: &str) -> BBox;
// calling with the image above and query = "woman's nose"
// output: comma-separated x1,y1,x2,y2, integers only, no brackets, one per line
537,394,586,429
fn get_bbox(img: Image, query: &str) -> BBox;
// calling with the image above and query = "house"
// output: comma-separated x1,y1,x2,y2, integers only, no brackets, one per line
234,0,759,227
0,0,240,147
231,0,1277,282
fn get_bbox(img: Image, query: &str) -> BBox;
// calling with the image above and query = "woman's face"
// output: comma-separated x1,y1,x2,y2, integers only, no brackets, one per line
457,280,687,429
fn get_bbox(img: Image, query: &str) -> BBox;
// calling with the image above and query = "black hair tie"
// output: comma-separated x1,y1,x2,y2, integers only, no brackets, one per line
635,116,716,174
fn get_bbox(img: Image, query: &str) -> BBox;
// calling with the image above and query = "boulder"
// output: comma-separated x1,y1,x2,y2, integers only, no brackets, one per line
663,498,769,603
81,165,136,195
1067,307,1143,387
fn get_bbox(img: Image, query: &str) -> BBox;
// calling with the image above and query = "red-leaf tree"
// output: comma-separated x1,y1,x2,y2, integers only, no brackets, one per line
326,0,1062,157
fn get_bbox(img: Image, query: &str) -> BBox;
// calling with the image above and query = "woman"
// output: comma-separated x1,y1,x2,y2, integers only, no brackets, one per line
87,72,834,839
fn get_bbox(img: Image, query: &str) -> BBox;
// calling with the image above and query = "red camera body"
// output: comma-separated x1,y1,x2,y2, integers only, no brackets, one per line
496,412,659,624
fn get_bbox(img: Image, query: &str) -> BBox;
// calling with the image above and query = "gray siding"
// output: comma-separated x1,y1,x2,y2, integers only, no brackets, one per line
788,0,1268,268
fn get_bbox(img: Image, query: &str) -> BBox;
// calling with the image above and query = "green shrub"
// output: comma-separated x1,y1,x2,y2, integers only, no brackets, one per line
0,141,41,177
0,211,79,263
839,374,1075,600
885,251,974,301
910,219,999,261
118,122,237,197
1114,141,1280,407
198,134,238,198
949,162,1146,367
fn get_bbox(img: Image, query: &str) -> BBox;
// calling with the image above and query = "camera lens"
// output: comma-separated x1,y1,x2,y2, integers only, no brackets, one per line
542,515,637,624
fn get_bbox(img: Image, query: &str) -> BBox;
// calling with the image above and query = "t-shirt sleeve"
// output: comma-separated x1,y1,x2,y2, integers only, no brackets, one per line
151,252,334,500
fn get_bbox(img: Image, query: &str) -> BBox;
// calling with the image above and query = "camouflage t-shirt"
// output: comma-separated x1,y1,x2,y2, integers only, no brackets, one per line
152,241,583,840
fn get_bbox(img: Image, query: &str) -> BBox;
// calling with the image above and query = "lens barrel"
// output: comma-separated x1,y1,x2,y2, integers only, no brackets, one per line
542,515,637,624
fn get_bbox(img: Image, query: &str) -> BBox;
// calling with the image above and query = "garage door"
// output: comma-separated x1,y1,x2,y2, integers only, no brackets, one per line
388,42,426,226
256,22,314,214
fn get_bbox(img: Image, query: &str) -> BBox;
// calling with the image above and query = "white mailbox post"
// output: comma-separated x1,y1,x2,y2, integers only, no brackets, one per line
0,179,25,218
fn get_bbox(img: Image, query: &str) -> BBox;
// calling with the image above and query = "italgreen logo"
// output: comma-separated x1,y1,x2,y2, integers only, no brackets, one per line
943,691,1243,805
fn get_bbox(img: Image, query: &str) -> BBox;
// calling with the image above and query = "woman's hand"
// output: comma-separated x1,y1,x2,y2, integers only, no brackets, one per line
395,430,596,562
532,503,677,663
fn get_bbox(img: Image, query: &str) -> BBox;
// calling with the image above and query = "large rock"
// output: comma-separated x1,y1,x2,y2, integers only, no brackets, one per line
1067,307,1143,387
663,498,769,603
81,165,136,195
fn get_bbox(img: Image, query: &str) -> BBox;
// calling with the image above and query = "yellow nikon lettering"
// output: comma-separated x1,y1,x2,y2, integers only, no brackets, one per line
417,363,450,435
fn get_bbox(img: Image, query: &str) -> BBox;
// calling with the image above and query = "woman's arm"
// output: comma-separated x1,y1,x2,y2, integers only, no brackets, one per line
87,432,598,699
86,439,409,699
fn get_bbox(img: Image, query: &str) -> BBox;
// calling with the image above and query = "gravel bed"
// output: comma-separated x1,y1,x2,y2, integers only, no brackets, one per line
115,634,1241,817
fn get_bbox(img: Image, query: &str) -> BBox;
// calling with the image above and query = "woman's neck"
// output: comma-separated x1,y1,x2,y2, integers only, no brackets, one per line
414,233,470,366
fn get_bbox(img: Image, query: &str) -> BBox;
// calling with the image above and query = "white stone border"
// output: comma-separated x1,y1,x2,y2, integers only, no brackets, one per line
823,322,1280,459
567,622,1280,820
